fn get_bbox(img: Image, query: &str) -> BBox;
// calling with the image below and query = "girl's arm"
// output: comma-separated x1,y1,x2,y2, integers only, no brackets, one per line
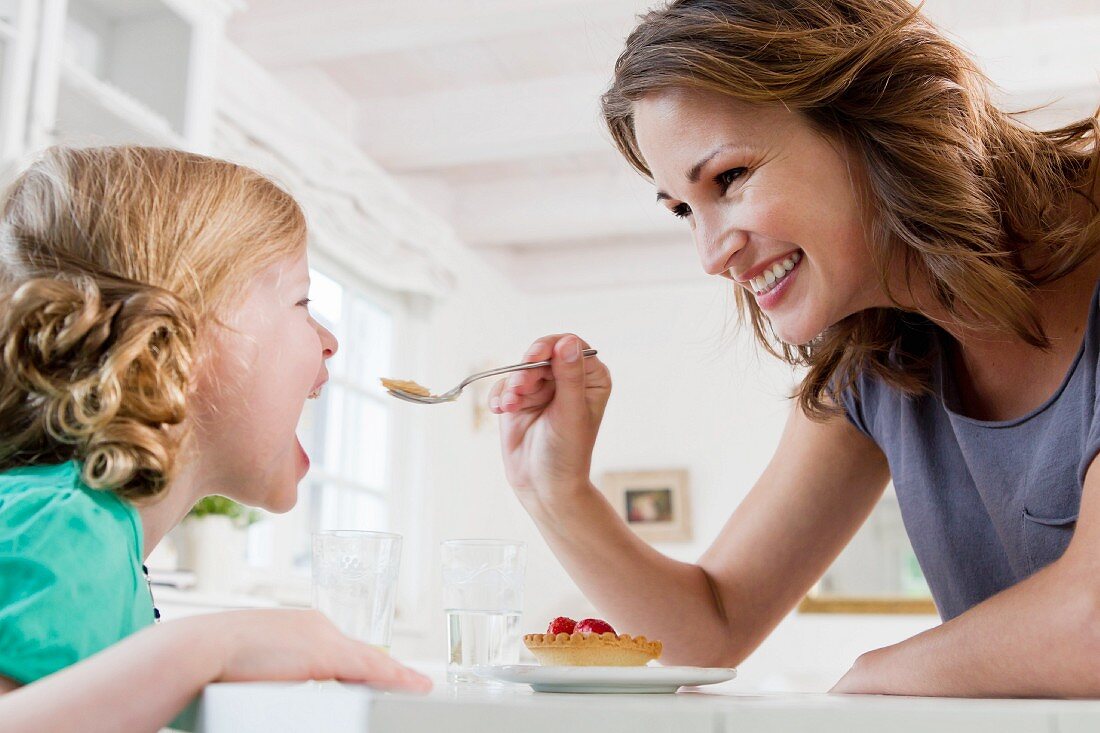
833,458,1100,697
0,609,430,733
492,334,891,667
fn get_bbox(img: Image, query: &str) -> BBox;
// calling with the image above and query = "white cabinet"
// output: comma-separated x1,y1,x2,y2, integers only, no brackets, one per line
0,0,39,166
18,0,233,160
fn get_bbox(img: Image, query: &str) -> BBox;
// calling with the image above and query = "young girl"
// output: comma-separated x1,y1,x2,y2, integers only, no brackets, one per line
0,146,430,731
490,0,1100,697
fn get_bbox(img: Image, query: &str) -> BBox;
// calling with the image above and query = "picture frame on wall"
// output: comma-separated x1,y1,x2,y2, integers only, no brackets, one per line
599,469,692,543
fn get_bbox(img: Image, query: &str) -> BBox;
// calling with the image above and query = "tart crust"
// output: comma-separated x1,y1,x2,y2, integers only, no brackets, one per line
523,632,662,667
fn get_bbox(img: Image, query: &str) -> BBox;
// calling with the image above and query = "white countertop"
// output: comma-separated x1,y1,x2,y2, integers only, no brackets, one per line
191,669,1100,733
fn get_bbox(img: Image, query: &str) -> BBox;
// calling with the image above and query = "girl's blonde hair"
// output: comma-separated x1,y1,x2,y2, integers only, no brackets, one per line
0,146,307,500
602,0,1100,417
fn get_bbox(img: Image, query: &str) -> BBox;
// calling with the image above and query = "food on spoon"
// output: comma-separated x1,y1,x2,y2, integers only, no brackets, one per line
524,616,662,667
380,378,430,396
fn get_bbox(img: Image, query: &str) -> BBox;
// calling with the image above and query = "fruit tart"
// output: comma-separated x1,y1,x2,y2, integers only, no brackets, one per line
524,617,662,667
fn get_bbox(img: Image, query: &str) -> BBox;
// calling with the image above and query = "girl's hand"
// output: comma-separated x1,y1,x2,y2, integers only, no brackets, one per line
208,609,431,692
488,334,612,508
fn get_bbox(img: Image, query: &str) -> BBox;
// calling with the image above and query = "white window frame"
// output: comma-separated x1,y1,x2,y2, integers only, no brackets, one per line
243,247,433,636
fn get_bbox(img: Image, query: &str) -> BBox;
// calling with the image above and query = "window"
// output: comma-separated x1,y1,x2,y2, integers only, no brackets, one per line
246,266,398,597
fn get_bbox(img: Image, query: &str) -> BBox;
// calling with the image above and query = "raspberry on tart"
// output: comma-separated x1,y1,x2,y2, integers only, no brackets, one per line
524,617,662,667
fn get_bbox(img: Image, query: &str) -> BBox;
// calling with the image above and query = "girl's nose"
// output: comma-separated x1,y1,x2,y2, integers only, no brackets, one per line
319,323,338,359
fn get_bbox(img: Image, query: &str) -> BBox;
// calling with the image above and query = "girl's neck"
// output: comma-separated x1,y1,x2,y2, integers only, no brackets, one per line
136,459,206,560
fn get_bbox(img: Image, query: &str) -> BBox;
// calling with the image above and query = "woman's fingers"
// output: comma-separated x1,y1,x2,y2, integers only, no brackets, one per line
547,334,594,417
492,375,555,413
501,378,556,413
489,334,605,414
488,336,562,413
507,365,552,396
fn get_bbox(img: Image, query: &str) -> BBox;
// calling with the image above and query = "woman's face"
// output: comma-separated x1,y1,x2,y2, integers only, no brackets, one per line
193,251,337,513
632,88,887,345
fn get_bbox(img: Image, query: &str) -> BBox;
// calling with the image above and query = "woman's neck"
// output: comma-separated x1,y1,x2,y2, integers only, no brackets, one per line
934,252,1100,421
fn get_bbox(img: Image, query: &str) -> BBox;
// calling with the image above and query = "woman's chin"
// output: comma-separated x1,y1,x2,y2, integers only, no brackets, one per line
773,322,821,347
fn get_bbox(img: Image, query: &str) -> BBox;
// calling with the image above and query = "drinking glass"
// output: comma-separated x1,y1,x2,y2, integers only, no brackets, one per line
441,539,526,682
312,530,402,652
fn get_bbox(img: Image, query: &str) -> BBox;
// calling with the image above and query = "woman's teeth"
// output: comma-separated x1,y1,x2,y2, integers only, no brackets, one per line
750,251,801,295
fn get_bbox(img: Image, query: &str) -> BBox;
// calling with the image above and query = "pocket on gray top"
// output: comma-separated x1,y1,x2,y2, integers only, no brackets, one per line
1021,507,1078,575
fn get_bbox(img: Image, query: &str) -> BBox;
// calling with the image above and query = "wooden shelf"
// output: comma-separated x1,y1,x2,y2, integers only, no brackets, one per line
798,595,938,615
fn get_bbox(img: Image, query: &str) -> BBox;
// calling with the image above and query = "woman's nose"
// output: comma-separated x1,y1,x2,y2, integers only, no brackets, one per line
696,221,748,276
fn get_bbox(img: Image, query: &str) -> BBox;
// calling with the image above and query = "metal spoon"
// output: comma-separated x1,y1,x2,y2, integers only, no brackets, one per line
385,349,598,404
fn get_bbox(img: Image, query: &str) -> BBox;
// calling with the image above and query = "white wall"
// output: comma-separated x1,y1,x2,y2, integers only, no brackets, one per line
393,271,937,691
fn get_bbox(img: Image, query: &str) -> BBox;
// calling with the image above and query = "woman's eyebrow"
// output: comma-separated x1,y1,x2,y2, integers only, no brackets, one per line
656,143,752,201
686,145,730,183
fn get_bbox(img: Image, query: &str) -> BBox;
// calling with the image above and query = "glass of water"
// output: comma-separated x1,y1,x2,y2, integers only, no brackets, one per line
312,530,402,652
441,539,526,683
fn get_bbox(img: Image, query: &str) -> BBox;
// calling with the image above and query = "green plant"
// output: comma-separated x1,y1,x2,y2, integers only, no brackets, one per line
187,495,261,527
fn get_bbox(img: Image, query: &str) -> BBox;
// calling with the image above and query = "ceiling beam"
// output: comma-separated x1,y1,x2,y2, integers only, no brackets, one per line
479,234,704,292
394,166,681,247
356,72,614,171
348,9,1098,172
230,0,647,67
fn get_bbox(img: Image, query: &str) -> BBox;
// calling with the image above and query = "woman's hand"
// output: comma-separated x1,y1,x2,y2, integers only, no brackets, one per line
209,609,431,692
488,334,611,509
830,649,888,695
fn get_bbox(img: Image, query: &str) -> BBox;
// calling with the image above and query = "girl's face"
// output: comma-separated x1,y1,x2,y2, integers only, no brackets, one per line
632,88,888,345
193,251,337,512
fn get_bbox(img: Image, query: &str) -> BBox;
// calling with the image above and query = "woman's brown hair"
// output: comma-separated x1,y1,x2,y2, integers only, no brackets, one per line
602,0,1100,416
0,146,307,500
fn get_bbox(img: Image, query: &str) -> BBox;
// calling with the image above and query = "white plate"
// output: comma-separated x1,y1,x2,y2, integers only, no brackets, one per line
474,665,737,694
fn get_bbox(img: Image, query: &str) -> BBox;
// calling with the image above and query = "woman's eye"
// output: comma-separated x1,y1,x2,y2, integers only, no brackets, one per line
716,167,748,190
671,203,692,219
297,298,312,308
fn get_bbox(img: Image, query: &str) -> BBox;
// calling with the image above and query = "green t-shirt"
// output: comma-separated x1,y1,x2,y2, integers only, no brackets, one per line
0,461,154,684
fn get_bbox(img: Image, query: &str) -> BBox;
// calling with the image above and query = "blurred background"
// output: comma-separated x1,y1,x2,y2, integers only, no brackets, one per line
2,0,1095,692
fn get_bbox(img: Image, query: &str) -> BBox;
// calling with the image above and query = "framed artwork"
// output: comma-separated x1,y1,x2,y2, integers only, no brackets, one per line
600,469,692,542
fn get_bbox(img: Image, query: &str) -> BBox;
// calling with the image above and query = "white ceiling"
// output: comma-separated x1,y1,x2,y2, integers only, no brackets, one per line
228,0,1100,290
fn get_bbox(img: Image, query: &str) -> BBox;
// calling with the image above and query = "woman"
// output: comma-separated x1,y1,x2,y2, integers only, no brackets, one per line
0,146,429,732
490,0,1100,696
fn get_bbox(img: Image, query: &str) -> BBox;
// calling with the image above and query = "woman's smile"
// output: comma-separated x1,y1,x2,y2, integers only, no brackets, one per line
733,250,803,309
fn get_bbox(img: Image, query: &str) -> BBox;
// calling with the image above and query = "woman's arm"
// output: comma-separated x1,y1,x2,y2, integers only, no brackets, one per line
0,609,430,733
833,456,1100,697
492,333,891,666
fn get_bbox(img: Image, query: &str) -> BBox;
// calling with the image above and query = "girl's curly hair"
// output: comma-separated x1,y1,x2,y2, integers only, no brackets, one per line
0,146,307,500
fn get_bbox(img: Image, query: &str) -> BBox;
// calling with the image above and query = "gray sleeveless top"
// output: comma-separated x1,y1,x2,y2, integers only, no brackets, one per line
840,278,1100,620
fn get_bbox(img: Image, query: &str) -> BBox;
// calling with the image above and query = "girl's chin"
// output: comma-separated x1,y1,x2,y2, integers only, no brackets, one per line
264,488,299,514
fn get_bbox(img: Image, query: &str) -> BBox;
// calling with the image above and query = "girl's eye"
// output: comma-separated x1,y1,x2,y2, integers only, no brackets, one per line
671,203,692,219
297,298,312,308
716,167,748,190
